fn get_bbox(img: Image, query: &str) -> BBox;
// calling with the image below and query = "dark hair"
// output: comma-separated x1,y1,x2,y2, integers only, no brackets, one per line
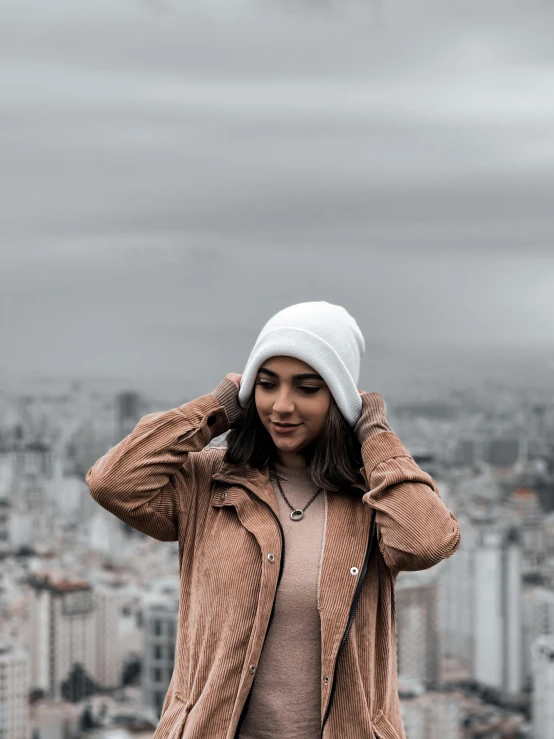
223,392,364,492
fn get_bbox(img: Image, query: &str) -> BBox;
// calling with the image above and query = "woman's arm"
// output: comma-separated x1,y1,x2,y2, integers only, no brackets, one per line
85,377,241,541
355,392,461,574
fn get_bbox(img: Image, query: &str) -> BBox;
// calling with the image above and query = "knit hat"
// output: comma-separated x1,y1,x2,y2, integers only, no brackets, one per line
237,301,365,426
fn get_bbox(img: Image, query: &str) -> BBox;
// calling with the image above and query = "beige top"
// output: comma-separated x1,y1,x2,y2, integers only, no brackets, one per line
239,461,325,739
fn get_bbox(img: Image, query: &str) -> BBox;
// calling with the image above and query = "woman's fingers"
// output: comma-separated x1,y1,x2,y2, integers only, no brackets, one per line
225,372,242,390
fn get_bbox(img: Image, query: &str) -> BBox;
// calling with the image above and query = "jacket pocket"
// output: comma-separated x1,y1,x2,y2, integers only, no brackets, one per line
372,709,402,739
154,692,193,739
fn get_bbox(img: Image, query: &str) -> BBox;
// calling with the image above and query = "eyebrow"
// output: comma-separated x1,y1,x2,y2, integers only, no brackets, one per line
257,367,324,381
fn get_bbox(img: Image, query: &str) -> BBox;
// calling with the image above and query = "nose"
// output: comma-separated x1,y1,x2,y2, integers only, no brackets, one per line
272,388,295,415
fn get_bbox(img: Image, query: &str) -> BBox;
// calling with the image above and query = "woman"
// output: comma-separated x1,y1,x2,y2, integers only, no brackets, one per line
86,301,461,739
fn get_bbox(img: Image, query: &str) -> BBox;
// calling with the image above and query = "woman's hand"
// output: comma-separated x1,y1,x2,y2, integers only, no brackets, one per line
354,391,392,441
212,374,243,427
225,372,242,390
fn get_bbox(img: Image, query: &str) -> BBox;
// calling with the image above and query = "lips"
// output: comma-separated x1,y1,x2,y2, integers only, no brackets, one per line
271,421,301,433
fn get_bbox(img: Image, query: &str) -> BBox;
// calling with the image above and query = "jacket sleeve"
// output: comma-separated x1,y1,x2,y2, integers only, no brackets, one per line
359,431,461,574
85,393,230,541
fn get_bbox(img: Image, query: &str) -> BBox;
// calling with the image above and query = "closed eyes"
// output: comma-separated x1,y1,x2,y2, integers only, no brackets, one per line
255,380,320,394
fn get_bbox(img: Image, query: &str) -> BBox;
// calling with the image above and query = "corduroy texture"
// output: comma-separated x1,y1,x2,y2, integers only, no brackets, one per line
237,302,366,426
85,391,461,739
212,377,243,425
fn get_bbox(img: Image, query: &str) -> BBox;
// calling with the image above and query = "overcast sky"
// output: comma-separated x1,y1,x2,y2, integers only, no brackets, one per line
1,0,554,397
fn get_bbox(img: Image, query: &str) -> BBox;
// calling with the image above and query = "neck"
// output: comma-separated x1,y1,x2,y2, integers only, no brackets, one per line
276,450,307,469
273,459,312,482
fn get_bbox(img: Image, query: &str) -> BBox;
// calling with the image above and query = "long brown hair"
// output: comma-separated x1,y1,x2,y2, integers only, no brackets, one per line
223,392,364,492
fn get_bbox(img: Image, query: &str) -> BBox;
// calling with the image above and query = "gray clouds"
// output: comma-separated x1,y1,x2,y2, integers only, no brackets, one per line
1,0,554,394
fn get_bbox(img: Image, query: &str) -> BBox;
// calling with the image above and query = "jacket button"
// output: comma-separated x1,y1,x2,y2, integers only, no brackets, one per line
267,553,275,563
350,567,359,576
207,414,217,426
323,675,329,683
249,664,256,674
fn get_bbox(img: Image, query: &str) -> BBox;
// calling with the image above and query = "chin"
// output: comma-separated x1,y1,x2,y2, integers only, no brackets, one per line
274,439,302,452
267,430,295,446
272,434,311,453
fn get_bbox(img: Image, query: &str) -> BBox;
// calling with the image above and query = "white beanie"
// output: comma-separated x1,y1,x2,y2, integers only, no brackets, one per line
237,301,365,426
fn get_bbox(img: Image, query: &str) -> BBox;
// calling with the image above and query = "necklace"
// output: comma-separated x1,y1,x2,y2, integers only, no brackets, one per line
271,470,323,522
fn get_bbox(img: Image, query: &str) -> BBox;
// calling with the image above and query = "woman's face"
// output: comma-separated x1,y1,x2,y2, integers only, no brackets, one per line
254,355,332,465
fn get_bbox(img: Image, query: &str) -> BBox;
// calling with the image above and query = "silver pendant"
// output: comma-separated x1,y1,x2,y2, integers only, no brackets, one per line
291,509,304,521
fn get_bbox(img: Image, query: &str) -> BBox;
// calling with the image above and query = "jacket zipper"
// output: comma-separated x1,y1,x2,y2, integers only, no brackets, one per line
316,491,328,608
320,507,377,737
232,484,286,739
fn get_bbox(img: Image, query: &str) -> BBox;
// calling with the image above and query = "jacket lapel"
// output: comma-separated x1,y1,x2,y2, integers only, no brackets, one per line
211,461,279,517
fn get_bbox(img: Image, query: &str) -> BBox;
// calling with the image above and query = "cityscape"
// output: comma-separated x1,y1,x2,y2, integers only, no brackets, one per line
1,359,554,739
3,0,554,737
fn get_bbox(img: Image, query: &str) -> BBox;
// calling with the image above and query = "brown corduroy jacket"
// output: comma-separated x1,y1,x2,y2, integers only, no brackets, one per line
85,391,461,739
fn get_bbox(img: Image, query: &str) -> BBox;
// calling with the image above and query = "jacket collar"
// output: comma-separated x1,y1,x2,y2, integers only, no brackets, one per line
211,460,270,490
211,459,367,497
211,460,277,513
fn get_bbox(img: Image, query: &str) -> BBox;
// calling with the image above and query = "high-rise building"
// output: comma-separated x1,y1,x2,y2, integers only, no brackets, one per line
116,392,143,443
440,510,474,677
485,438,521,468
28,575,97,701
546,512,554,560
94,583,132,690
0,438,53,482
0,499,9,556
531,635,554,739
87,508,125,562
0,640,29,739
523,587,554,689
453,437,486,468
510,488,545,570
474,524,522,694
529,403,550,460
439,507,523,694
142,596,178,719
396,572,442,687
